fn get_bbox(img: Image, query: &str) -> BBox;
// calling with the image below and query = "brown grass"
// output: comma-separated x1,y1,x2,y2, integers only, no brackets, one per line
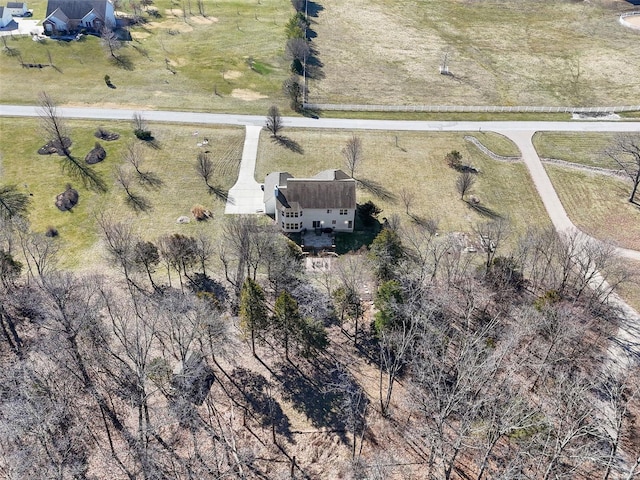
545,164,640,250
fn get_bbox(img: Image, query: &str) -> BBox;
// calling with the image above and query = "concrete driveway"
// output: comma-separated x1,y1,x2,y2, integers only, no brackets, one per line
0,18,43,36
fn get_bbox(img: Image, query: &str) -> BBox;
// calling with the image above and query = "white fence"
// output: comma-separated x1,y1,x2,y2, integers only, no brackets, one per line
620,12,640,30
302,103,640,113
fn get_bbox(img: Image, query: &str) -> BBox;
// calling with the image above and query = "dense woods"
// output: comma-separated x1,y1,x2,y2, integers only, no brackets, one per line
0,211,639,479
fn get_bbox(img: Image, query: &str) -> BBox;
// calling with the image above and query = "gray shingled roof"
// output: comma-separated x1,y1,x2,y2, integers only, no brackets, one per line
285,178,356,209
263,171,292,203
313,169,351,181
45,0,108,20
7,3,26,9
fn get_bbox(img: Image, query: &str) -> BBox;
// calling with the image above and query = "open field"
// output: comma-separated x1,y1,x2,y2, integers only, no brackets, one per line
0,117,243,268
533,131,622,168
256,129,550,238
309,0,640,107
0,0,292,113
545,164,640,251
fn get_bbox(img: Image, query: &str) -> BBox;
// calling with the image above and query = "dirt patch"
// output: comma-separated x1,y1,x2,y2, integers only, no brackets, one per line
130,31,150,39
146,21,193,33
224,70,242,80
190,16,218,24
231,89,268,101
164,8,184,17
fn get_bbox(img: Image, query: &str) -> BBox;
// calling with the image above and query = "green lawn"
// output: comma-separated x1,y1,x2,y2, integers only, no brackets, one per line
0,0,292,113
533,132,621,169
0,117,243,269
256,129,550,239
545,164,640,251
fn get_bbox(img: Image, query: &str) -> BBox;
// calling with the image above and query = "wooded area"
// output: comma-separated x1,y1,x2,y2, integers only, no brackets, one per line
0,209,639,479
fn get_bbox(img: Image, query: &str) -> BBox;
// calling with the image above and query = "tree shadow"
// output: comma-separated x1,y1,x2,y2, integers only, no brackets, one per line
229,367,293,442
208,185,229,203
137,170,164,189
273,361,348,443
125,192,152,212
466,201,502,219
356,178,397,202
273,136,304,155
301,106,321,118
110,54,135,71
306,0,324,17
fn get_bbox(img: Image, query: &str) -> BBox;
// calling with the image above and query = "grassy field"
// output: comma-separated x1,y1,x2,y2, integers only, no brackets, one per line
309,0,640,107
256,129,550,238
0,0,292,113
533,132,622,168
0,117,243,269
545,164,640,251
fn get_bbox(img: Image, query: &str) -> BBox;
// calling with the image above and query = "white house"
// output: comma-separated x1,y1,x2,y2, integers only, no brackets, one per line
43,0,115,34
264,169,356,233
5,2,27,16
0,6,13,27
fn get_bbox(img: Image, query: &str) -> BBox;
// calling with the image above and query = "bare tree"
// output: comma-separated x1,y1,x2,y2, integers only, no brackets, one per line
399,187,414,216
265,105,283,138
0,184,30,221
115,166,151,212
456,170,475,201
101,26,122,58
342,135,362,178
195,151,214,191
39,92,107,191
605,134,640,203
123,142,163,188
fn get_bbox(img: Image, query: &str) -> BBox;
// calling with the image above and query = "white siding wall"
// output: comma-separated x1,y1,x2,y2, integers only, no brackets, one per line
277,207,354,232
0,8,12,26
105,0,115,26
6,5,27,16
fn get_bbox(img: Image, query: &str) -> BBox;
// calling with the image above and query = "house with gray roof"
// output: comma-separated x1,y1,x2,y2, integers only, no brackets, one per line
6,2,27,16
264,169,356,233
43,0,115,34
0,6,13,27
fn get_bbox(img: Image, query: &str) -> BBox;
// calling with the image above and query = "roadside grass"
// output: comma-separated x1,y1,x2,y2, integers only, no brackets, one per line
0,0,292,113
317,111,575,122
545,164,640,251
533,132,620,168
0,117,243,269
256,129,550,243
614,260,640,313
309,0,640,107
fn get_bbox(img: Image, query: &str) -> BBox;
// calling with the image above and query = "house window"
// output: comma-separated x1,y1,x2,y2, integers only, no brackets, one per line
332,220,336,225
327,209,332,214
348,220,353,229
312,221,321,228
340,209,348,215
281,210,285,217
294,212,298,217
281,222,285,228
300,211,303,217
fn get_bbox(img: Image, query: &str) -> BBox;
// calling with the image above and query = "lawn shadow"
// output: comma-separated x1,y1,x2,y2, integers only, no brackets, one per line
229,367,294,443
466,201,502,219
137,171,164,189
110,54,135,71
356,178,397,202
273,136,304,155
125,192,152,212
208,185,229,203
273,361,348,443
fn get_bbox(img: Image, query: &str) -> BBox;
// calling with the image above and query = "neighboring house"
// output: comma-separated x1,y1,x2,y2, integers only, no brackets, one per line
264,169,356,233
0,6,13,27
6,2,27,16
43,0,115,34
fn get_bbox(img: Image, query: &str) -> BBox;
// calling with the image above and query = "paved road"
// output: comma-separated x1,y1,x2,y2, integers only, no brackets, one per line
2,105,640,133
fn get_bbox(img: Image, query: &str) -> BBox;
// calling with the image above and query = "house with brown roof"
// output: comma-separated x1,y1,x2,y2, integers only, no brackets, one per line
263,169,356,233
43,0,115,34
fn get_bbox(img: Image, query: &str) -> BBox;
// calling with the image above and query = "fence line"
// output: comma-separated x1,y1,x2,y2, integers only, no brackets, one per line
619,12,640,30
303,103,640,113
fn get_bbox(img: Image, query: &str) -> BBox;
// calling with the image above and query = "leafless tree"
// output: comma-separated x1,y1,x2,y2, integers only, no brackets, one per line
101,26,122,58
195,151,215,190
605,134,640,203
473,219,510,274
115,166,151,212
342,135,362,179
399,187,414,216
123,142,163,188
456,170,475,200
38,92,107,191
285,37,310,64
265,105,283,138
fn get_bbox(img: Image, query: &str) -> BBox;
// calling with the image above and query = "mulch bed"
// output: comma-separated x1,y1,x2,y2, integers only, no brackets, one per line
38,137,72,155
85,143,107,164
55,186,79,211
